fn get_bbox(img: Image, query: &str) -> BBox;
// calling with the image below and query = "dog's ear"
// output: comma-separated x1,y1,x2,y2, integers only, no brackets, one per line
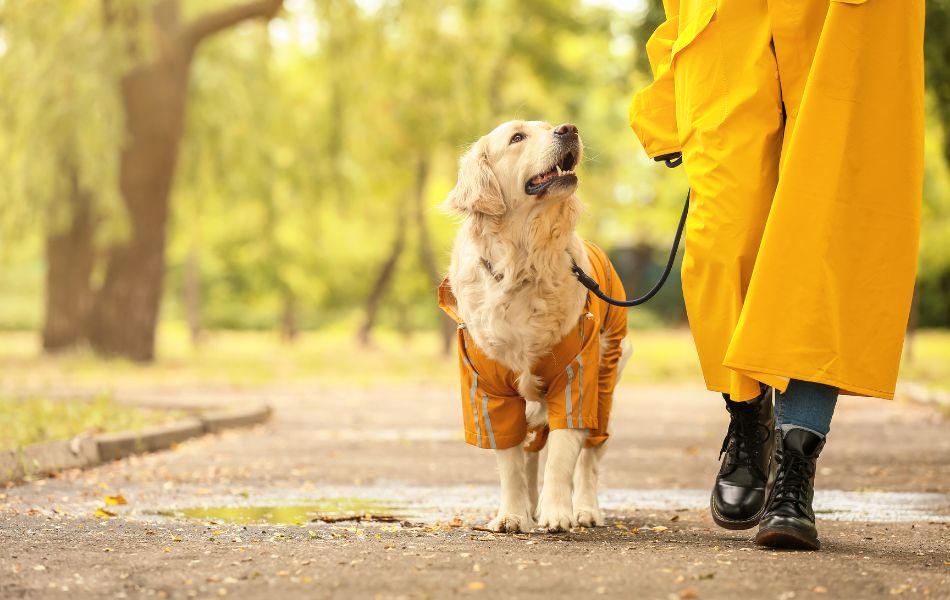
442,144,505,216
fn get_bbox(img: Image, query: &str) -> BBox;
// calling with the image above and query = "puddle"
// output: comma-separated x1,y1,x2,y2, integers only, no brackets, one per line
153,498,409,525
143,484,950,526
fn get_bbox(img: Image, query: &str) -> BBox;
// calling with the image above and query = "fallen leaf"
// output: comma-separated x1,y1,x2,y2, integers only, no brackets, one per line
813,586,828,594
104,495,127,506
652,526,669,533
679,589,699,599
95,508,117,518
466,581,485,591
450,516,465,527
670,515,680,522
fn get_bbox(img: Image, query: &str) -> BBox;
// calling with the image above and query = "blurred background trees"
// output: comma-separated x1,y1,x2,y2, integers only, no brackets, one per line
0,0,947,362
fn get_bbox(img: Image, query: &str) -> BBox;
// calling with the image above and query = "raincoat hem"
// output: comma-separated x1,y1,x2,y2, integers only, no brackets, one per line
464,429,526,450
722,360,895,401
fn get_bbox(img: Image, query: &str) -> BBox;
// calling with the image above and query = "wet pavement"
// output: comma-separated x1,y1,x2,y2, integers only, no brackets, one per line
1,382,949,599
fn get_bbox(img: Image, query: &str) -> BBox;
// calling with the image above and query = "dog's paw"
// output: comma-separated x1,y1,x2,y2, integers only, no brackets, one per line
536,504,577,533
488,513,534,533
574,507,604,528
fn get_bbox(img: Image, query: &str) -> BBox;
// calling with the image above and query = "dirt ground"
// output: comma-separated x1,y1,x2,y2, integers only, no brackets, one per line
1,382,948,599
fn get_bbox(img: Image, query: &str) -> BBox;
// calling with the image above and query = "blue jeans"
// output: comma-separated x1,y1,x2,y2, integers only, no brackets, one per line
774,379,839,436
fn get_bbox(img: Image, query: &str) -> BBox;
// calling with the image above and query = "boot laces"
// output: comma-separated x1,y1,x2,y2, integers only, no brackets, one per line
769,448,815,513
718,401,769,480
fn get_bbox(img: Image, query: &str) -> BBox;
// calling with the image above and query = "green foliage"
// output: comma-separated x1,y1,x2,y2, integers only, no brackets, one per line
925,0,950,166
165,0,686,333
0,0,147,247
0,0,948,335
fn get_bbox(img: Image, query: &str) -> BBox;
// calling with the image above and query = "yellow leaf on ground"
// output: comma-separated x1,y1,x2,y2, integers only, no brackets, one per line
466,581,485,591
95,508,117,518
651,526,669,532
104,495,127,506
814,586,828,593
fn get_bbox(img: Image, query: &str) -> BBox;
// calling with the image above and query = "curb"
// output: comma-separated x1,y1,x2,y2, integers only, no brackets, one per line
1,405,271,485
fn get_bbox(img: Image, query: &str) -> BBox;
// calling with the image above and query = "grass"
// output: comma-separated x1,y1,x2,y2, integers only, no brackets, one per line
0,394,186,452
900,330,950,392
0,325,704,390
0,326,946,451
0,325,945,392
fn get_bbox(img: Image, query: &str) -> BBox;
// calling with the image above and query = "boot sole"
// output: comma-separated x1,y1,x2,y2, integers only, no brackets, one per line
709,493,765,531
755,525,821,551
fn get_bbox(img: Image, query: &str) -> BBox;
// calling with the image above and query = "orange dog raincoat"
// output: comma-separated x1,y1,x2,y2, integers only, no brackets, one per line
439,241,627,452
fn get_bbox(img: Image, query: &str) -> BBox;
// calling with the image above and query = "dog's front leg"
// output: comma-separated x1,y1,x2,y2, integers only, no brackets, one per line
488,445,535,533
573,444,605,527
536,429,586,532
525,450,540,515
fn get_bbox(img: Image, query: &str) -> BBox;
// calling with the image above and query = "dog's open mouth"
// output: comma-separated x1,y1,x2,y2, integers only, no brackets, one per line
525,151,578,196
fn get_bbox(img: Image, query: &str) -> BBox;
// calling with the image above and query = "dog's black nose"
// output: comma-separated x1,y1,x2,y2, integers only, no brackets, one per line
554,123,579,137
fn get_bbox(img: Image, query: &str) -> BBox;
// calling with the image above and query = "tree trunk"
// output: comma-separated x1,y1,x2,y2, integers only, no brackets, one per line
280,293,299,342
412,156,454,355
42,169,96,352
86,56,188,361
84,0,283,361
358,205,407,347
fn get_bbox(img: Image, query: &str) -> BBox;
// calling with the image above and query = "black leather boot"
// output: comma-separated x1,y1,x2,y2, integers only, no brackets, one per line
755,427,826,551
710,387,775,530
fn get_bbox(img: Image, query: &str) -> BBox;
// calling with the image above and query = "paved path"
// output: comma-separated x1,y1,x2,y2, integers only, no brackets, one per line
2,383,948,599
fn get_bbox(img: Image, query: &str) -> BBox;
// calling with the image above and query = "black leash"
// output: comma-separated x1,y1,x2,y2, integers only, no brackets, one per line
570,153,689,308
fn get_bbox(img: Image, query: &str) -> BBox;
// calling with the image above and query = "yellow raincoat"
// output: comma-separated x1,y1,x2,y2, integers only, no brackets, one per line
630,0,924,401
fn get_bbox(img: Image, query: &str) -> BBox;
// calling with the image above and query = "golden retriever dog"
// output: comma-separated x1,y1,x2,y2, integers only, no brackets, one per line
440,120,629,533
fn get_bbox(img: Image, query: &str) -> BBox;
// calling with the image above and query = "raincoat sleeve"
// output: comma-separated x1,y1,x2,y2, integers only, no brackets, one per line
628,0,681,159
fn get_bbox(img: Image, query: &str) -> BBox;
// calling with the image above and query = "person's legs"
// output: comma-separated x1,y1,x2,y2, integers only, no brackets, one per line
774,379,838,436
756,379,838,550
672,0,784,527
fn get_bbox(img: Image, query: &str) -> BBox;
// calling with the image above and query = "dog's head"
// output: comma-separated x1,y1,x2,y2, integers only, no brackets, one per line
443,120,583,218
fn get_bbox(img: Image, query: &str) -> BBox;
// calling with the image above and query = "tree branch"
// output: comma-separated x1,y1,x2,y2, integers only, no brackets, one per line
182,0,283,51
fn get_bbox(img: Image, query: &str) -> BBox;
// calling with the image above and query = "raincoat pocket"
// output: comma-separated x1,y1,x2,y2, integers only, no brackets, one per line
671,6,717,64
628,16,681,158
672,5,726,134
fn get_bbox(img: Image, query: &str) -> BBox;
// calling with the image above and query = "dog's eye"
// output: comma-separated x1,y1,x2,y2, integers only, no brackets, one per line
509,133,526,144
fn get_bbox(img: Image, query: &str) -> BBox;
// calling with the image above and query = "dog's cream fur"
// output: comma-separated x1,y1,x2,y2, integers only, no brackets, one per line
443,120,628,533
